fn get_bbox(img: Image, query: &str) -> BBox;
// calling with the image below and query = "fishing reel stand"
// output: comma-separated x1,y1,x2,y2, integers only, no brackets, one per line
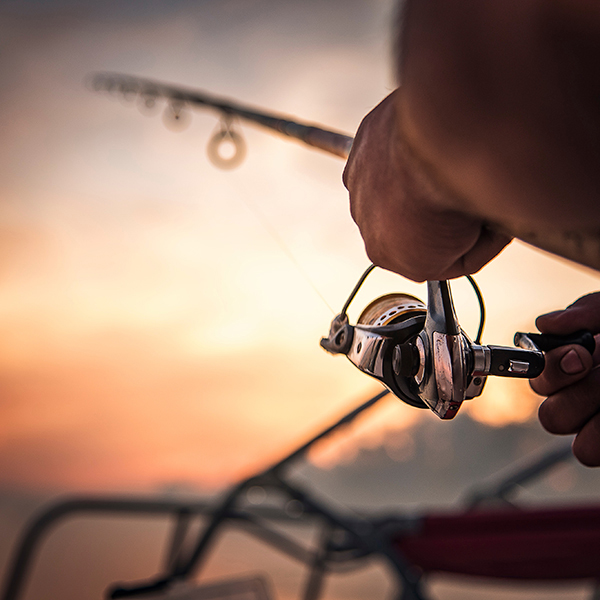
322,268,595,420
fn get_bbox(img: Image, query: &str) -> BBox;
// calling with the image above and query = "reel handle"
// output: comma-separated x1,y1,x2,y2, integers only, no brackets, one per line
483,345,545,378
515,330,596,355
476,331,595,381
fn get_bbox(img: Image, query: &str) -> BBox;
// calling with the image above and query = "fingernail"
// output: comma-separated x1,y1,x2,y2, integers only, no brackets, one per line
560,349,585,375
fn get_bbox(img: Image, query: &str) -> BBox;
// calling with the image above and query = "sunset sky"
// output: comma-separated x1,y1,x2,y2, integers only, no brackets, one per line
2,0,600,496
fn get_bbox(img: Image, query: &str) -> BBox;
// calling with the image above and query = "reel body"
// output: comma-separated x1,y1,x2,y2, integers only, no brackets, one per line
322,276,594,420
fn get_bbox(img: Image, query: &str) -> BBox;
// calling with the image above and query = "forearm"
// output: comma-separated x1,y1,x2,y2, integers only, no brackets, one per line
398,0,600,233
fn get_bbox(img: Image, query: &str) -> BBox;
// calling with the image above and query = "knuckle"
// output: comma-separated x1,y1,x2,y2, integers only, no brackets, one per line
572,419,600,466
538,395,579,434
363,242,425,281
538,398,565,434
538,371,600,435
348,195,359,223
572,444,600,467
342,157,354,190
363,242,388,270
530,375,551,397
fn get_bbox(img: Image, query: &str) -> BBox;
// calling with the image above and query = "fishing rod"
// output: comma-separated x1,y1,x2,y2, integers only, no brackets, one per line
91,73,595,420
90,72,353,167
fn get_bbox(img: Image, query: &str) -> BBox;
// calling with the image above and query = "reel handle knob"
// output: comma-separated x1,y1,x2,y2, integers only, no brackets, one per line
514,330,595,355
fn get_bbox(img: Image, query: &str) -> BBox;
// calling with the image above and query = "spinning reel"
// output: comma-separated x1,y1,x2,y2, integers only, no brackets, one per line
321,267,595,420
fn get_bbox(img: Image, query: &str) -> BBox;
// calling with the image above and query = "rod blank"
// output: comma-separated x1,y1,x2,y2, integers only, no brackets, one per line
91,72,354,159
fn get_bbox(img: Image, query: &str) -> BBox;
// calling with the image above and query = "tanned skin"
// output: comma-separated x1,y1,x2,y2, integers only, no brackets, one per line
343,0,600,464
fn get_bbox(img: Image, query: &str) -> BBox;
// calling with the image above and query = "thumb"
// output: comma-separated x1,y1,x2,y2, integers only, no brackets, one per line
530,344,594,397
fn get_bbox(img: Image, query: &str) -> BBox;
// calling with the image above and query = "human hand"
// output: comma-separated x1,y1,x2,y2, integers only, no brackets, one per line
343,91,511,282
531,293,600,466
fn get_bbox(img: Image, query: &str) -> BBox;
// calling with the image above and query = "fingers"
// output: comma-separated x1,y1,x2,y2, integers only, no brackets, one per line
572,415,600,466
536,292,600,335
360,207,488,282
530,344,594,396
538,365,600,435
439,226,512,280
361,210,504,283
532,299,600,468
344,89,510,282
343,92,398,193
396,223,511,282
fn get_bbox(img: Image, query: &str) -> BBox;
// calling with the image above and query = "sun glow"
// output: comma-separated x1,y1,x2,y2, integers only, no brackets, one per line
1,3,600,496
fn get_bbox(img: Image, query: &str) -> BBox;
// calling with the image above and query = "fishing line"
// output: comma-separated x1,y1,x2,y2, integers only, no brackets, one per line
237,193,336,314
91,73,351,314
337,265,485,344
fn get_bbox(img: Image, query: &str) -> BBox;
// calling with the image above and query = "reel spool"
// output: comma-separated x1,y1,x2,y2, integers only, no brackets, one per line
357,293,426,327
